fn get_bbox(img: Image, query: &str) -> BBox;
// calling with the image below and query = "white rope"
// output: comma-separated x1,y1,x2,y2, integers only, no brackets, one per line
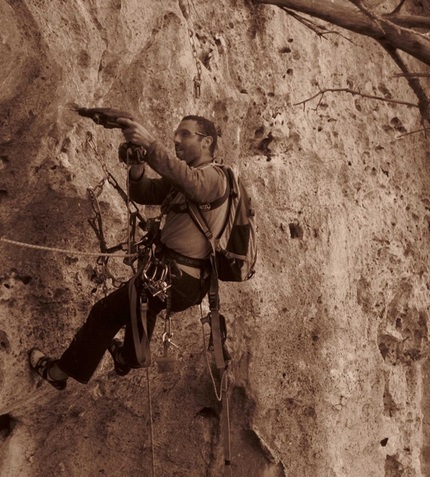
200,305,233,475
0,237,134,258
200,305,228,401
145,367,156,477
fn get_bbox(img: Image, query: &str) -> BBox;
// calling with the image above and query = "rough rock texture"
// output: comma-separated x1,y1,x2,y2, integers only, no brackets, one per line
1,0,430,476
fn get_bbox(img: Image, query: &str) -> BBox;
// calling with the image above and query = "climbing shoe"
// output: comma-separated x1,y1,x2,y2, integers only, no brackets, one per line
29,348,68,391
108,339,131,376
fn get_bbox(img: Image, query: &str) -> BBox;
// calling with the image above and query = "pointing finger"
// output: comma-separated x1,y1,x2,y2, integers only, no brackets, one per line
117,118,134,126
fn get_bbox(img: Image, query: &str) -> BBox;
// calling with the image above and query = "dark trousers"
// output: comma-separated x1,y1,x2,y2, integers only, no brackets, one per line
58,270,210,384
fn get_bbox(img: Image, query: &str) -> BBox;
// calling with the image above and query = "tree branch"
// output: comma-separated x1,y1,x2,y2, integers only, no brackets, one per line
281,7,331,36
383,13,430,30
293,87,419,108
347,0,386,35
379,42,430,122
393,73,430,78
258,0,430,65
391,0,407,15
396,127,430,139
281,7,355,42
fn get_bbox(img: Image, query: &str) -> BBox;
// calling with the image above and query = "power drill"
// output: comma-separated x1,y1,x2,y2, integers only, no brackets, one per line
76,106,146,164
76,106,133,129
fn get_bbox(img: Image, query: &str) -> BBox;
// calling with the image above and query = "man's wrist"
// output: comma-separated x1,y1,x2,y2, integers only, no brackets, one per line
129,164,145,181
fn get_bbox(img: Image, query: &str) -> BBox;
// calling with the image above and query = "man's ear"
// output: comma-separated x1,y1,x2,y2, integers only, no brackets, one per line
201,136,213,151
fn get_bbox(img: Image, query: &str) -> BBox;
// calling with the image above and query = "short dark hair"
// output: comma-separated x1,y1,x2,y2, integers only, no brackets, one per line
182,115,217,156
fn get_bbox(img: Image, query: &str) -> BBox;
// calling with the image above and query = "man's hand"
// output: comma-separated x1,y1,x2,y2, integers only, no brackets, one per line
117,118,156,148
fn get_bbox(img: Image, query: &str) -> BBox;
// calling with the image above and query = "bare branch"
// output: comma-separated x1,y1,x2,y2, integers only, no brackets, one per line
347,0,386,35
396,127,430,139
293,87,419,108
258,0,430,65
281,7,329,36
391,0,407,15
347,0,430,46
384,14,430,30
392,72,430,78
281,7,355,43
380,42,430,122
259,0,430,121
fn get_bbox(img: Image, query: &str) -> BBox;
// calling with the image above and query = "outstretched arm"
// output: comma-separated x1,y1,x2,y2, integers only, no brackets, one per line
117,118,156,148
118,118,225,204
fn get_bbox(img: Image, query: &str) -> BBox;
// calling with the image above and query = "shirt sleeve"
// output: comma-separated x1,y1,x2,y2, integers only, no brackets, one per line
141,140,227,203
128,172,171,205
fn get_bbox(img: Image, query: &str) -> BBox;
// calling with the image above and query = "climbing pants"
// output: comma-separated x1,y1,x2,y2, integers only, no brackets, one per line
57,269,210,384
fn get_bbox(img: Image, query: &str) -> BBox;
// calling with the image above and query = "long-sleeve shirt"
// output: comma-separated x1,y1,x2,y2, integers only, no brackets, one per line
129,141,228,276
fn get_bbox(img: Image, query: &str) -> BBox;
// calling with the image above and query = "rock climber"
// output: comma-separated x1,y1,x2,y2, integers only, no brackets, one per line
29,115,229,390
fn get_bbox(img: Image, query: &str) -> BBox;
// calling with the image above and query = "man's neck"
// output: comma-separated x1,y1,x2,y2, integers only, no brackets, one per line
190,155,213,168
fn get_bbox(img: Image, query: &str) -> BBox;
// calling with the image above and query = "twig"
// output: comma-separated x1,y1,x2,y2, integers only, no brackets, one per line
348,0,429,41
380,42,430,123
396,127,430,139
383,13,430,31
281,7,354,43
293,87,418,108
281,7,329,36
347,0,386,35
392,73,430,79
391,0,407,15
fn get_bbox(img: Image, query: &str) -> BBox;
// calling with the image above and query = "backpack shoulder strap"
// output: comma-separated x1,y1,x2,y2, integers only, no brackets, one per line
187,177,227,370
167,165,230,215
187,201,214,244
196,164,230,212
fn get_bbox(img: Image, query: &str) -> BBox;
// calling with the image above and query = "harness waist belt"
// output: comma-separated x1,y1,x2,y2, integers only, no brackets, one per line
159,244,210,269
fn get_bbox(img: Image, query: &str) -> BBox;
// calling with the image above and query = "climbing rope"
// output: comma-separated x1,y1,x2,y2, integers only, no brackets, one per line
200,310,229,401
116,137,157,477
200,304,233,475
146,367,156,477
0,236,133,258
86,117,161,476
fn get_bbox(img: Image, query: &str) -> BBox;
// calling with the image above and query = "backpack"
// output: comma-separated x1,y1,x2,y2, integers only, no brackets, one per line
188,164,257,282
187,164,257,370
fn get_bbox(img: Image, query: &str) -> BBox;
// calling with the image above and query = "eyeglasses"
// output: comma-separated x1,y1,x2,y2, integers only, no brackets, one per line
173,130,207,140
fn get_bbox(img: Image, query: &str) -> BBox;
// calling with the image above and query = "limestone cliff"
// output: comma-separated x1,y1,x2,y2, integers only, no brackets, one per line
1,1,430,476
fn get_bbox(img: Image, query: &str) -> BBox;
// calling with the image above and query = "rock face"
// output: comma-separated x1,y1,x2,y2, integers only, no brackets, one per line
1,1,430,476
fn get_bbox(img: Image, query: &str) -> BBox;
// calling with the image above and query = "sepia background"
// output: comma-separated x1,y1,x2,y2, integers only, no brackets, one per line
1,0,430,476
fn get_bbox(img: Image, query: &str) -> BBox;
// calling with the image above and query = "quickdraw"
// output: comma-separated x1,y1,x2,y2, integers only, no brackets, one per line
141,251,171,300
86,134,151,288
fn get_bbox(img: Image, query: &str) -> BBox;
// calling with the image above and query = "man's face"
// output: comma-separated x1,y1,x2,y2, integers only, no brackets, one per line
173,120,206,165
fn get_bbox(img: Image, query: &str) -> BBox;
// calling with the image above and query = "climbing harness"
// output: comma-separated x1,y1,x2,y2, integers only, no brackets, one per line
157,271,179,374
141,252,171,301
128,247,174,368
